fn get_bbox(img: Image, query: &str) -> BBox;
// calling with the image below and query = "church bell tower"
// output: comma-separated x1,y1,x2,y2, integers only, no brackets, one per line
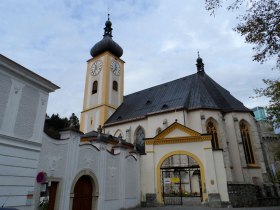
80,15,124,133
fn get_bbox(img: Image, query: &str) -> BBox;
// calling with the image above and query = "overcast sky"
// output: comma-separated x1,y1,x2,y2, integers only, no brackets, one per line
1,0,278,119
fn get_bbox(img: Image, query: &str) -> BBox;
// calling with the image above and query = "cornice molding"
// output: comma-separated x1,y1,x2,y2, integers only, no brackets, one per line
0,133,41,151
146,135,211,145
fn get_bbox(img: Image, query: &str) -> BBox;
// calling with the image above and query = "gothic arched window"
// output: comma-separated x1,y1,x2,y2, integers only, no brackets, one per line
113,81,118,91
135,127,145,154
239,120,255,165
92,81,98,94
206,119,220,149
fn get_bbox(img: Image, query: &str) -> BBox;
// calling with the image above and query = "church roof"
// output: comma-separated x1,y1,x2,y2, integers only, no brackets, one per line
105,70,251,126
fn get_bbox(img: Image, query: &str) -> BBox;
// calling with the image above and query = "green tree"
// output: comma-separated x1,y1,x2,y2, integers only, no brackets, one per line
205,0,280,127
44,114,69,138
69,113,80,130
205,0,280,68
44,113,80,138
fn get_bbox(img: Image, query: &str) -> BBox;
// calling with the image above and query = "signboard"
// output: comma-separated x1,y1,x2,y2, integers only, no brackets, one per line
171,177,180,183
36,171,47,183
26,191,33,206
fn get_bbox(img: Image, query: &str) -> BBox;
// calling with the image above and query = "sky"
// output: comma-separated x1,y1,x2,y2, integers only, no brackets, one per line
0,0,279,119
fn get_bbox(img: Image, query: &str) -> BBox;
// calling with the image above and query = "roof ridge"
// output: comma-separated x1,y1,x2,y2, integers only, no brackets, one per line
200,72,238,111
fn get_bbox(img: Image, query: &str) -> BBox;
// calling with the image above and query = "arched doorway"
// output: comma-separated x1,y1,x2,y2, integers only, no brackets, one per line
72,175,93,210
157,151,206,205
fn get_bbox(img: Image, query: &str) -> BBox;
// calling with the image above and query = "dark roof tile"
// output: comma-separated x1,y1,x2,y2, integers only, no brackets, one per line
105,71,251,125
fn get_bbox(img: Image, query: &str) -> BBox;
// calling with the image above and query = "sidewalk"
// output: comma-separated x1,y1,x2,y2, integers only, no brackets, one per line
128,206,280,210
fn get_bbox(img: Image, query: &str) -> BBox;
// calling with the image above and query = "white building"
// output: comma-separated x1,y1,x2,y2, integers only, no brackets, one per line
0,54,59,209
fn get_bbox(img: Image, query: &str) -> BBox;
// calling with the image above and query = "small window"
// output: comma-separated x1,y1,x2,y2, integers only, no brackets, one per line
113,81,118,91
92,81,98,94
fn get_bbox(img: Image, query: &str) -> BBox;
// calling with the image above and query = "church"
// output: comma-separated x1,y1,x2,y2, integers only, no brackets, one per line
1,16,279,210
74,16,271,208
37,16,279,210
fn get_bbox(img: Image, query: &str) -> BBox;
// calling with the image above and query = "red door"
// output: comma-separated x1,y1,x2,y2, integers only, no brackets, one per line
72,176,93,210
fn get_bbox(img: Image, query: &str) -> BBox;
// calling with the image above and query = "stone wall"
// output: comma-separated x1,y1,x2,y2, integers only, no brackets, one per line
228,183,280,207
228,184,258,207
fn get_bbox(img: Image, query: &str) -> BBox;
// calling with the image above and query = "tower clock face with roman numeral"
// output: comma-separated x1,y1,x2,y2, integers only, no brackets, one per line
90,60,103,76
110,60,120,76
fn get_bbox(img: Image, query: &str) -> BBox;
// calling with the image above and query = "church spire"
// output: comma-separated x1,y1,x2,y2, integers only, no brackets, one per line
196,51,204,72
104,13,113,37
90,14,123,58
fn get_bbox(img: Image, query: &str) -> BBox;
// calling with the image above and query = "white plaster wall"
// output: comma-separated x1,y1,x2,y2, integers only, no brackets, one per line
38,135,69,178
0,65,51,210
0,70,49,143
232,112,265,182
77,145,99,173
186,111,202,132
140,151,155,196
36,132,140,210
105,110,185,144
0,137,40,209
223,113,244,182
213,150,229,201
35,134,72,210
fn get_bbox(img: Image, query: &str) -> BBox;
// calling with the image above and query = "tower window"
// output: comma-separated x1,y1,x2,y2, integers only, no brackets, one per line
92,81,98,94
239,120,255,165
113,81,118,91
206,120,220,149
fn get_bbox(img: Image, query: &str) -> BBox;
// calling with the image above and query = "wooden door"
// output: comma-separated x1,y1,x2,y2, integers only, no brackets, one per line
72,176,93,210
48,182,58,210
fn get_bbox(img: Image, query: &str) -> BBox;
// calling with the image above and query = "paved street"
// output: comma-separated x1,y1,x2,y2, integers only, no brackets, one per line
128,206,280,210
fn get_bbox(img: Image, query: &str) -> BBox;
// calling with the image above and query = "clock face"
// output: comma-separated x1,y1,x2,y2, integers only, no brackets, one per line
110,60,121,76
90,60,103,76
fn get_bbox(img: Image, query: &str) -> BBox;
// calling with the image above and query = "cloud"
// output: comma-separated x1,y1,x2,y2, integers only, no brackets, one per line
0,0,278,119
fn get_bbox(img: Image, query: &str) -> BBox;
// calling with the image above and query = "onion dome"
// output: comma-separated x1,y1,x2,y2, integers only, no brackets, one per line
196,51,204,72
90,14,123,58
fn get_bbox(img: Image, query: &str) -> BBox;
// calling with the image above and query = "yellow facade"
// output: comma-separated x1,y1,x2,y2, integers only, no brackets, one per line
80,51,125,133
